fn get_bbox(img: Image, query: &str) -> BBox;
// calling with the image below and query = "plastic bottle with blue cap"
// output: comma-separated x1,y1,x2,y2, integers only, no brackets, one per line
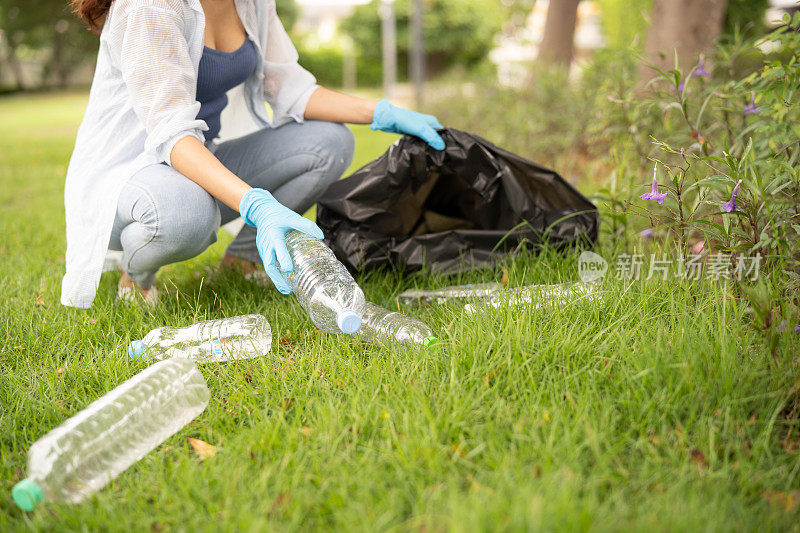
283,230,365,334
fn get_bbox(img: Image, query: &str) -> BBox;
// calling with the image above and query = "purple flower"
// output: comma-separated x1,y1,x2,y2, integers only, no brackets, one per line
675,81,685,93
692,57,709,78
796,325,800,333
641,166,668,204
640,228,654,238
722,180,742,212
743,95,761,116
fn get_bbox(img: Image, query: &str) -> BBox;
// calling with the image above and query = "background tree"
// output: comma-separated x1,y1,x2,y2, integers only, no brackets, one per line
0,1,48,89
640,0,729,79
341,0,504,79
276,0,299,33
537,0,581,66
0,0,97,90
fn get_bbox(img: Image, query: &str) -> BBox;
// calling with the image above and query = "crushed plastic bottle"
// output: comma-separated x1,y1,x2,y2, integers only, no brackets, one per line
359,301,437,347
128,314,272,362
464,281,602,315
397,282,503,306
284,230,365,334
12,358,209,511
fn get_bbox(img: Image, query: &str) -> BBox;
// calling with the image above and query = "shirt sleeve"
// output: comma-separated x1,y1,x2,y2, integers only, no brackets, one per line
262,2,319,125
107,3,207,167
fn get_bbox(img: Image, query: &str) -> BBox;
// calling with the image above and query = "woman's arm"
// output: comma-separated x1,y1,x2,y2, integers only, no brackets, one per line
304,87,445,150
170,87,380,209
169,135,323,294
170,136,251,210
304,87,377,123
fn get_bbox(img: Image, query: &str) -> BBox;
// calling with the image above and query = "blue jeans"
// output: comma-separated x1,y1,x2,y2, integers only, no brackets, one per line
108,120,355,289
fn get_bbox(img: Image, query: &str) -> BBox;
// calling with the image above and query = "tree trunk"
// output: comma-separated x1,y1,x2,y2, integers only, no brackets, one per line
4,40,26,90
538,0,581,66
640,0,729,81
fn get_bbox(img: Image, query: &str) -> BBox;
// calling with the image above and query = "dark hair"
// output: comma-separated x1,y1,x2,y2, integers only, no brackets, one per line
69,0,114,33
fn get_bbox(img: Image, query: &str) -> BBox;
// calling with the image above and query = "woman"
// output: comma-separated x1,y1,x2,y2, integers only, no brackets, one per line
61,0,445,308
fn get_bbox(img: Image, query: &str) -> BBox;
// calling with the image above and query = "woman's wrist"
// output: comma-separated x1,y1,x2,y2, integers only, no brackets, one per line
304,87,379,124
360,98,379,123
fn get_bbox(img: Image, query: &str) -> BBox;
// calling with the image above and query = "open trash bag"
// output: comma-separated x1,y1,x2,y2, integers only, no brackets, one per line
316,127,599,274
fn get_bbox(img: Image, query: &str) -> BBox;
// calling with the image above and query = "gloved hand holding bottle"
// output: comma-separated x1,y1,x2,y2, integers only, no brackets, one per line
370,99,445,151
239,188,323,294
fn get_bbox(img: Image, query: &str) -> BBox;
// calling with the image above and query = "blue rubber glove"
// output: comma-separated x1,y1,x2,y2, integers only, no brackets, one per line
239,188,324,294
370,99,445,150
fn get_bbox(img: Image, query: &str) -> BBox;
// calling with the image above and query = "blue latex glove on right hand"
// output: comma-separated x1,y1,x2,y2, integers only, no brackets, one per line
370,99,445,150
239,188,324,294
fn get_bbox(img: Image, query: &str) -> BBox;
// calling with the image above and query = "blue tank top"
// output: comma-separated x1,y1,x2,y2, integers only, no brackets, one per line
196,37,259,141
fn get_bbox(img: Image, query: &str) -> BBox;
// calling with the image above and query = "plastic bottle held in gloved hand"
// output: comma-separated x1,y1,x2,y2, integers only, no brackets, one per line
128,314,272,362
284,230,365,334
12,358,209,511
359,301,437,347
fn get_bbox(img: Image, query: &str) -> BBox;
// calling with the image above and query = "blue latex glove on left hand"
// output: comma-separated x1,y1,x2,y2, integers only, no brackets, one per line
370,99,445,150
239,188,324,295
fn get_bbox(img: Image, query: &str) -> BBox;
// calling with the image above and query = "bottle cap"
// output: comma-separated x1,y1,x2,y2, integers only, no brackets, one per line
337,311,361,335
128,340,146,359
422,336,438,348
13,479,43,512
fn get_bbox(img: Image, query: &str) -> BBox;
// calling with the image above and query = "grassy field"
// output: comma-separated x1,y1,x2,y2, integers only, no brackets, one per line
1,92,799,532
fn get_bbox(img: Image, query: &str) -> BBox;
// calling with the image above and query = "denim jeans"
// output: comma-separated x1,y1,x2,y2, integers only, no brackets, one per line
108,120,355,288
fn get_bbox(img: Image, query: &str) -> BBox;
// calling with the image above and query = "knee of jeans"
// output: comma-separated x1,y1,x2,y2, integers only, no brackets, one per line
160,188,220,255
316,122,355,182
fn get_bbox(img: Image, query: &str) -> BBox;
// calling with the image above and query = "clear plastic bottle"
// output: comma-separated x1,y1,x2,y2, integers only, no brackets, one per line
128,314,272,362
464,281,602,315
359,302,438,347
12,358,210,511
397,282,503,306
284,230,365,334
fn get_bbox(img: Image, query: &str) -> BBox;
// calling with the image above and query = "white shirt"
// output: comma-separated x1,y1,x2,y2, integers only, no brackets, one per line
60,0,318,308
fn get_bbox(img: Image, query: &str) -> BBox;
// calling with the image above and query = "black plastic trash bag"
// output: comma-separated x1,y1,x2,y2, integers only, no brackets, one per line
316,127,599,274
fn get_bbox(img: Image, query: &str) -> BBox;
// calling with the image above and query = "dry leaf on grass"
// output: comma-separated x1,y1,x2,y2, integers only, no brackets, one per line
279,397,295,410
269,491,290,516
689,448,708,467
187,437,217,460
35,294,46,307
762,490,800,512
299,426,312,437
56,366,65,376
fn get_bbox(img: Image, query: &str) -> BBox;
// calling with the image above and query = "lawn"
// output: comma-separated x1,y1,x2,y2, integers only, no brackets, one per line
1,92,799,532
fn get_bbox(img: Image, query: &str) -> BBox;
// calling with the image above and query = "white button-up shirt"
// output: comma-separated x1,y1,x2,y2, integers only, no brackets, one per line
61,0,318,308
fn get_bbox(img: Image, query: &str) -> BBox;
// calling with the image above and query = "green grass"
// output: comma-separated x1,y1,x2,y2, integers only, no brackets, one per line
1,92,799,532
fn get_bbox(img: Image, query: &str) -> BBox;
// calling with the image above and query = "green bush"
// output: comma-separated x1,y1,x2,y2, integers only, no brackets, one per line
723,0,769,38
297,42,383,88
596,0,652,49
426,13,800,336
